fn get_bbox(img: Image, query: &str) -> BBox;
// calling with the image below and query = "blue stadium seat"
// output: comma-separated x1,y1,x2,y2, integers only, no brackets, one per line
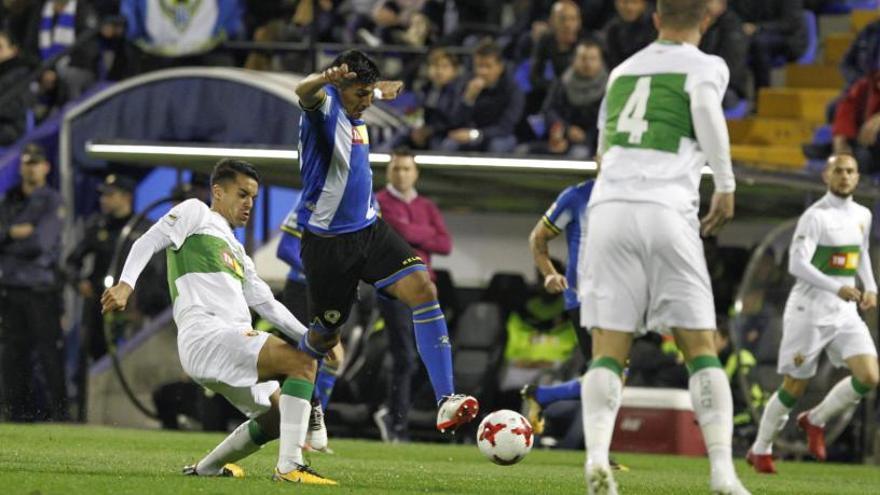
796,10,819,65
724,98,750,120
513,59,555,94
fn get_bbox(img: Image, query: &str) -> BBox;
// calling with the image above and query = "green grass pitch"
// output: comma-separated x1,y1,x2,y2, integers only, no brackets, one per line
1,424,878,494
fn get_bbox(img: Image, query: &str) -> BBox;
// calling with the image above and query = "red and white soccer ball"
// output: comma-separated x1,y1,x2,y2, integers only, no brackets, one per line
476,409,534,466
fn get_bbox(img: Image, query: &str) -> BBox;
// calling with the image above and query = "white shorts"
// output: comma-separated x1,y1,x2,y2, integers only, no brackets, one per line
178,320,279,418
579,201,716,332
778,304,877,379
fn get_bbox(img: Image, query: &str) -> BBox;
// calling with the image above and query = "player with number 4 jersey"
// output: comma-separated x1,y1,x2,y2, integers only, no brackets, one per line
577,2,745,494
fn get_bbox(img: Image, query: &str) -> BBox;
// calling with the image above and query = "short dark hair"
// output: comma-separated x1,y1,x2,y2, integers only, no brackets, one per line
210,158,260,187
330,50,381,86
427,47,459,67
473,39,503,62
577,38,603,53
657,0,708,30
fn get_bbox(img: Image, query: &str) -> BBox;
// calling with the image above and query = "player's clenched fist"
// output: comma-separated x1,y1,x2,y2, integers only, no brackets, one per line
837,285,861,303
101,282,133,314
322,63,358,86
543,273,568,294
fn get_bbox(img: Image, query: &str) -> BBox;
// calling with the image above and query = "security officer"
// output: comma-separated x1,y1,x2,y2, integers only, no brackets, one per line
0,143,67,422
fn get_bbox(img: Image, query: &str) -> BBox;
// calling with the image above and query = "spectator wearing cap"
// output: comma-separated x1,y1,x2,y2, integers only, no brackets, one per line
442,39,524,153
0,143,67,422
602,0,656,69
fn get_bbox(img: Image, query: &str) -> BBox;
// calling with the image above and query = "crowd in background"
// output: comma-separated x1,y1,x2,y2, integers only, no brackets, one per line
0,0,866,160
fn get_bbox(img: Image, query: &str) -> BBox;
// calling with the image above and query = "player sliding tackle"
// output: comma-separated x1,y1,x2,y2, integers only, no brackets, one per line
747,154,879,474
292,50,478,434
577,0,747,493
102,160,337,485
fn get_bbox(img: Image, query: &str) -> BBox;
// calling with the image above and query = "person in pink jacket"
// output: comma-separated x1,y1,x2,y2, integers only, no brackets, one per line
373,148,452,442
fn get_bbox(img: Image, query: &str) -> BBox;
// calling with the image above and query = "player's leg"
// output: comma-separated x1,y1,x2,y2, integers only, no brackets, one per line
674,328,746,492
187,385,281,477
256,335,336,484
522,308,589,433
800,353,879,461
366,219,476,432
748,375,807,473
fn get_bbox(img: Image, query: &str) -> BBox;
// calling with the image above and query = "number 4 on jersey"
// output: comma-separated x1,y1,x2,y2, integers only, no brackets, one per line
616,76,651,144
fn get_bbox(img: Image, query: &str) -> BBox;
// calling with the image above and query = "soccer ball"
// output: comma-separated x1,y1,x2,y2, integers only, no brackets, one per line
476,409,534,466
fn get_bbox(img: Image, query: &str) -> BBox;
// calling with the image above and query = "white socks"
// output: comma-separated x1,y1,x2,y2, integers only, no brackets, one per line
751,390,794,455
196,420,263,475
278,393,312,473
581,365,623,470
688,365,736,482
808,376,865,427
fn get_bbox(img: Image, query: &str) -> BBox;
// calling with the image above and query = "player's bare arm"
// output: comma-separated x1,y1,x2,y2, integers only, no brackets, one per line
528,220,566,293
700,191,735,237
295,64,357,109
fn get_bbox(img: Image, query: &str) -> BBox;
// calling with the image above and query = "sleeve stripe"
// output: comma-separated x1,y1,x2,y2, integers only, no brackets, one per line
280,225,302,237
542,216,562,234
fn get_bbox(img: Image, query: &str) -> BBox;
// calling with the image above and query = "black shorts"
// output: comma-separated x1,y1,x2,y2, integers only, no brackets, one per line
567,307,592,362
300,218,426,332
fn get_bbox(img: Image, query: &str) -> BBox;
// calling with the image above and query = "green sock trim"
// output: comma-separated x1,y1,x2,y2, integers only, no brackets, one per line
589,356,624,376
686,355,723,375
776,388,797,409
247,420,271,446
281,378,314,400
851,376,871,396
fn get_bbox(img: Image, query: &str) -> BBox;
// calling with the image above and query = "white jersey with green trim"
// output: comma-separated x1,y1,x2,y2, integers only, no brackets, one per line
787,193,876,324
156,199,274,330
591,41,731,215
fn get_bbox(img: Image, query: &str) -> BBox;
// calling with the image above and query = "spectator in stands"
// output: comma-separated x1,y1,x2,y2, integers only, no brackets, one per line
442,39,524,153
0,29,32,147
580,0,617,32
840,18,880,86
699,0,748,110
529,1,583,101
0,143,67,422
602,0,656,69
19,0,101,109
831,71,880,173
395,47,463,150
538,38,606,159
730,0,807,91
121,0,243,72
373,149,452,442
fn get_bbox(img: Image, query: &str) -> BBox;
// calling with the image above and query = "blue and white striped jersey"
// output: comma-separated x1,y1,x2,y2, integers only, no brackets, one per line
296,85,378,235
542,180,594,310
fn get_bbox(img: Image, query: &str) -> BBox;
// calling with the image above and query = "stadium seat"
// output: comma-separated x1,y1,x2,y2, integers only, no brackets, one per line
450,302,505,405
724,99,750,120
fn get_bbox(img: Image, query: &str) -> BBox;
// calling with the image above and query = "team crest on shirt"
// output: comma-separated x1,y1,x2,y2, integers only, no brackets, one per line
793,353,805,367
221,250,245,278
242,329,260,337
352,125,369,145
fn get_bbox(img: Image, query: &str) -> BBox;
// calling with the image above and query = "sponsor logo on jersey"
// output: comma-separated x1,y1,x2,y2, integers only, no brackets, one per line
403,256,423,266
352,125,369,145
830,252,859,270
221,250,245,278
164,213,179,226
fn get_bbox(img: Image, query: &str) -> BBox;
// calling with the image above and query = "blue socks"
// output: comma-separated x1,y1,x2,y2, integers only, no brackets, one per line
411,301,455,403
535,379,581,406
313,361,339,410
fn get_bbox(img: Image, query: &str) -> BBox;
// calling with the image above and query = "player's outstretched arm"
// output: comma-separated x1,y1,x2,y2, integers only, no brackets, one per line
253,299,308,343
101,226,172,313
295,64,357,109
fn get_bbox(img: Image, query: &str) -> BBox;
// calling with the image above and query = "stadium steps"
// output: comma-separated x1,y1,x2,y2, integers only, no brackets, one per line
755,88,838,123
850,8,880,32
728,118,819,147
784,64,845,89
823,32,854,64
730,144,808,169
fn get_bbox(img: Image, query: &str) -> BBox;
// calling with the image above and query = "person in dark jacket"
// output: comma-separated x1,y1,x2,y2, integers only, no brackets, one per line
0,143,68,422
840,19,880,86
832,71,880,172
529,1,583,98
602,0,656,69
730,0,808,91
699,0,748,109
442,39,524,153
535,38,607,158
0,29,32,146
395,47,465,150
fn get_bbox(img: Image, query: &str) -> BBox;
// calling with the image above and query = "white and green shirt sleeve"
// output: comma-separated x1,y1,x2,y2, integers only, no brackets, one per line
789,212,845,294
857,211,878,293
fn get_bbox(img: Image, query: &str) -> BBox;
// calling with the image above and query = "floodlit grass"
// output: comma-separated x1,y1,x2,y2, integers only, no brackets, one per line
1,423,877,494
